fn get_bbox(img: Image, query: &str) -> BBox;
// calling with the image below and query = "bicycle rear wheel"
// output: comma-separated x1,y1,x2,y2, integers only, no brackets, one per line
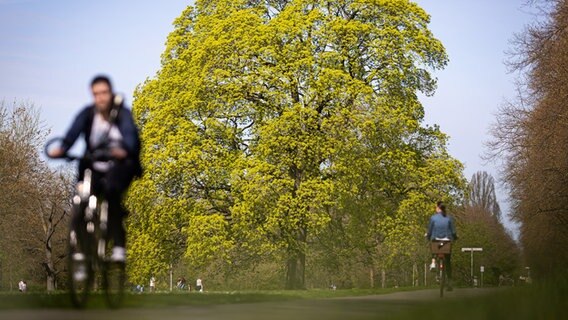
68,214,93,308
439,256,445,298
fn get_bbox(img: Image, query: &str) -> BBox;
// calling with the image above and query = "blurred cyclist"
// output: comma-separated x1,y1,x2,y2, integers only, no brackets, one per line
48,75,142,262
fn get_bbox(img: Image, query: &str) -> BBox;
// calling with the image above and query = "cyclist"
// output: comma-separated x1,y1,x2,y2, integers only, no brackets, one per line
48,75,142,263
426,201,458,290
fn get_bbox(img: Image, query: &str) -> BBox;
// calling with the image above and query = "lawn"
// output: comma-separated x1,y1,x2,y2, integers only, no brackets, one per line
0,286,425,310
0,281,565,320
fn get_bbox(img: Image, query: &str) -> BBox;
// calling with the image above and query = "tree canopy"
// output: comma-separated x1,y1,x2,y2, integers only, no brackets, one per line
127,0,466,289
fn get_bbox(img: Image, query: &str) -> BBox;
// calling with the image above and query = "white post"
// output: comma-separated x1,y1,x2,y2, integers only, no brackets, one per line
169,263,173,292
461,248,483,287
470,250,474,284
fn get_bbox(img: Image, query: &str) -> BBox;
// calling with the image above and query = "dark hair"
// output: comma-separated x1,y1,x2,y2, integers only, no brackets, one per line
437,201,447,214
90,75,113,92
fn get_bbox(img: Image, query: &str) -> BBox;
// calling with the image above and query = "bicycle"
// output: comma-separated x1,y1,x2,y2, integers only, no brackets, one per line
45,138,126,309
430,237,451,298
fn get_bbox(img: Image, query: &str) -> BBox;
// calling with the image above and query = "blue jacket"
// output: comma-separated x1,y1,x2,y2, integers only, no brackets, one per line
62,104,142,177
427,212,457,241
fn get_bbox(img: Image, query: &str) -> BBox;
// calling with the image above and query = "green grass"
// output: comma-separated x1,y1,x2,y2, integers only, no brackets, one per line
393,282,568,320
1,282,566,320
0,286,424,310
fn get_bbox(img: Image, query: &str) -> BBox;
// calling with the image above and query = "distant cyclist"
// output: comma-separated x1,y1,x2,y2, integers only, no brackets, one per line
48,75,142,262
426,201,458,290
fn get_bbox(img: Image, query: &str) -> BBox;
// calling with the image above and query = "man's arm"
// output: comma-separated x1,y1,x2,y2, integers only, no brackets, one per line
49,107,90,158
62,107,91,152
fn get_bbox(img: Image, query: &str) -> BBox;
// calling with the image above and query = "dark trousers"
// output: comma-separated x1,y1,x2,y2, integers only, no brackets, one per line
73,159,135,248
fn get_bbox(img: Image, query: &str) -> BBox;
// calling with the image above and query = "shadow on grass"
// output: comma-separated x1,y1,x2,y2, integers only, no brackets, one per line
392,280,568,320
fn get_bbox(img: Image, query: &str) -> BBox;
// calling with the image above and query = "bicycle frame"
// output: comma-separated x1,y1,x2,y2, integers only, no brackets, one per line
79,168,110,261
45,138,124,308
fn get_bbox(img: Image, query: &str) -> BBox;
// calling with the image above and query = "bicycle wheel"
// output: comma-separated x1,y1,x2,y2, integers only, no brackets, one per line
68,206,94,308
103,260,126,308
99,201,126,308
439,256,445,298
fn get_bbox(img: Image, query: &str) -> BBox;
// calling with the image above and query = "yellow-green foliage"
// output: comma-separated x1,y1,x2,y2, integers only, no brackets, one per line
125,0,466,287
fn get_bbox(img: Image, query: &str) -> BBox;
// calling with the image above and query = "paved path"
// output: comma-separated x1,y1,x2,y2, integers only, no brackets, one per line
0,288,499,320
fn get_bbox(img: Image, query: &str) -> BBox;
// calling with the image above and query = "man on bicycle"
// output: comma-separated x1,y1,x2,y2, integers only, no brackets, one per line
48,75,142,263
426,201,458,290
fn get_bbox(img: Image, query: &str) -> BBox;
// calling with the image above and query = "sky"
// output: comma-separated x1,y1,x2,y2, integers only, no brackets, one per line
414,0,536,236
0,0,537,235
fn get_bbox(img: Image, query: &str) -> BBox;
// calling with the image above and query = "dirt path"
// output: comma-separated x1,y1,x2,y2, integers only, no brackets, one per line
0,288,499,320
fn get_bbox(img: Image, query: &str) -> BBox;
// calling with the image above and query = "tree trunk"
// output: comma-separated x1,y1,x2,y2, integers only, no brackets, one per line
285,229,307,290
285,252,305,289
44,233,56,291
285,163,307,290
413,263,418,287
43,207,58,292
46,275,55,291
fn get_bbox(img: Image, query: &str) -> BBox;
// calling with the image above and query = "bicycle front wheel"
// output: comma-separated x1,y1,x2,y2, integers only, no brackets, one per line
103,260,126,308
99,201,126,309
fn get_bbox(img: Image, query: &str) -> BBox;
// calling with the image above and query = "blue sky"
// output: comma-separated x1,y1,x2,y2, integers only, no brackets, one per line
0,0,189,129
416,0,535,235
0,0,536,234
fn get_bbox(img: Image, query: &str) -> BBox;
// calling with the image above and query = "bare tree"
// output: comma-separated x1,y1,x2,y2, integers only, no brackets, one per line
0,100,70,291
35,170,72,291
467,171,502,220
488,0,568,278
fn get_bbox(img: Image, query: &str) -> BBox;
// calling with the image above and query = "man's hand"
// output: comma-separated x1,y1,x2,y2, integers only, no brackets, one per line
110,147,128,160
48,147,65,158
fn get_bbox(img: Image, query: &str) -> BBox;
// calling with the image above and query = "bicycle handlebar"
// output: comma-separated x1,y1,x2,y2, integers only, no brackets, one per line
44,137,113,162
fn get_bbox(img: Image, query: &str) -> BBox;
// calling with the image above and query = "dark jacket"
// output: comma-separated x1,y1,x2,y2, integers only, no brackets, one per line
62,104,143,177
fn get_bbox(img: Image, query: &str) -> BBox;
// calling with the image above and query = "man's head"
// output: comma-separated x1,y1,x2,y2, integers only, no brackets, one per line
90,75,113,113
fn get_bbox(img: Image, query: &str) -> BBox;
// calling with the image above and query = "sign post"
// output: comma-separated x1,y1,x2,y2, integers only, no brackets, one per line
461,247,483,287
480,265,485,288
